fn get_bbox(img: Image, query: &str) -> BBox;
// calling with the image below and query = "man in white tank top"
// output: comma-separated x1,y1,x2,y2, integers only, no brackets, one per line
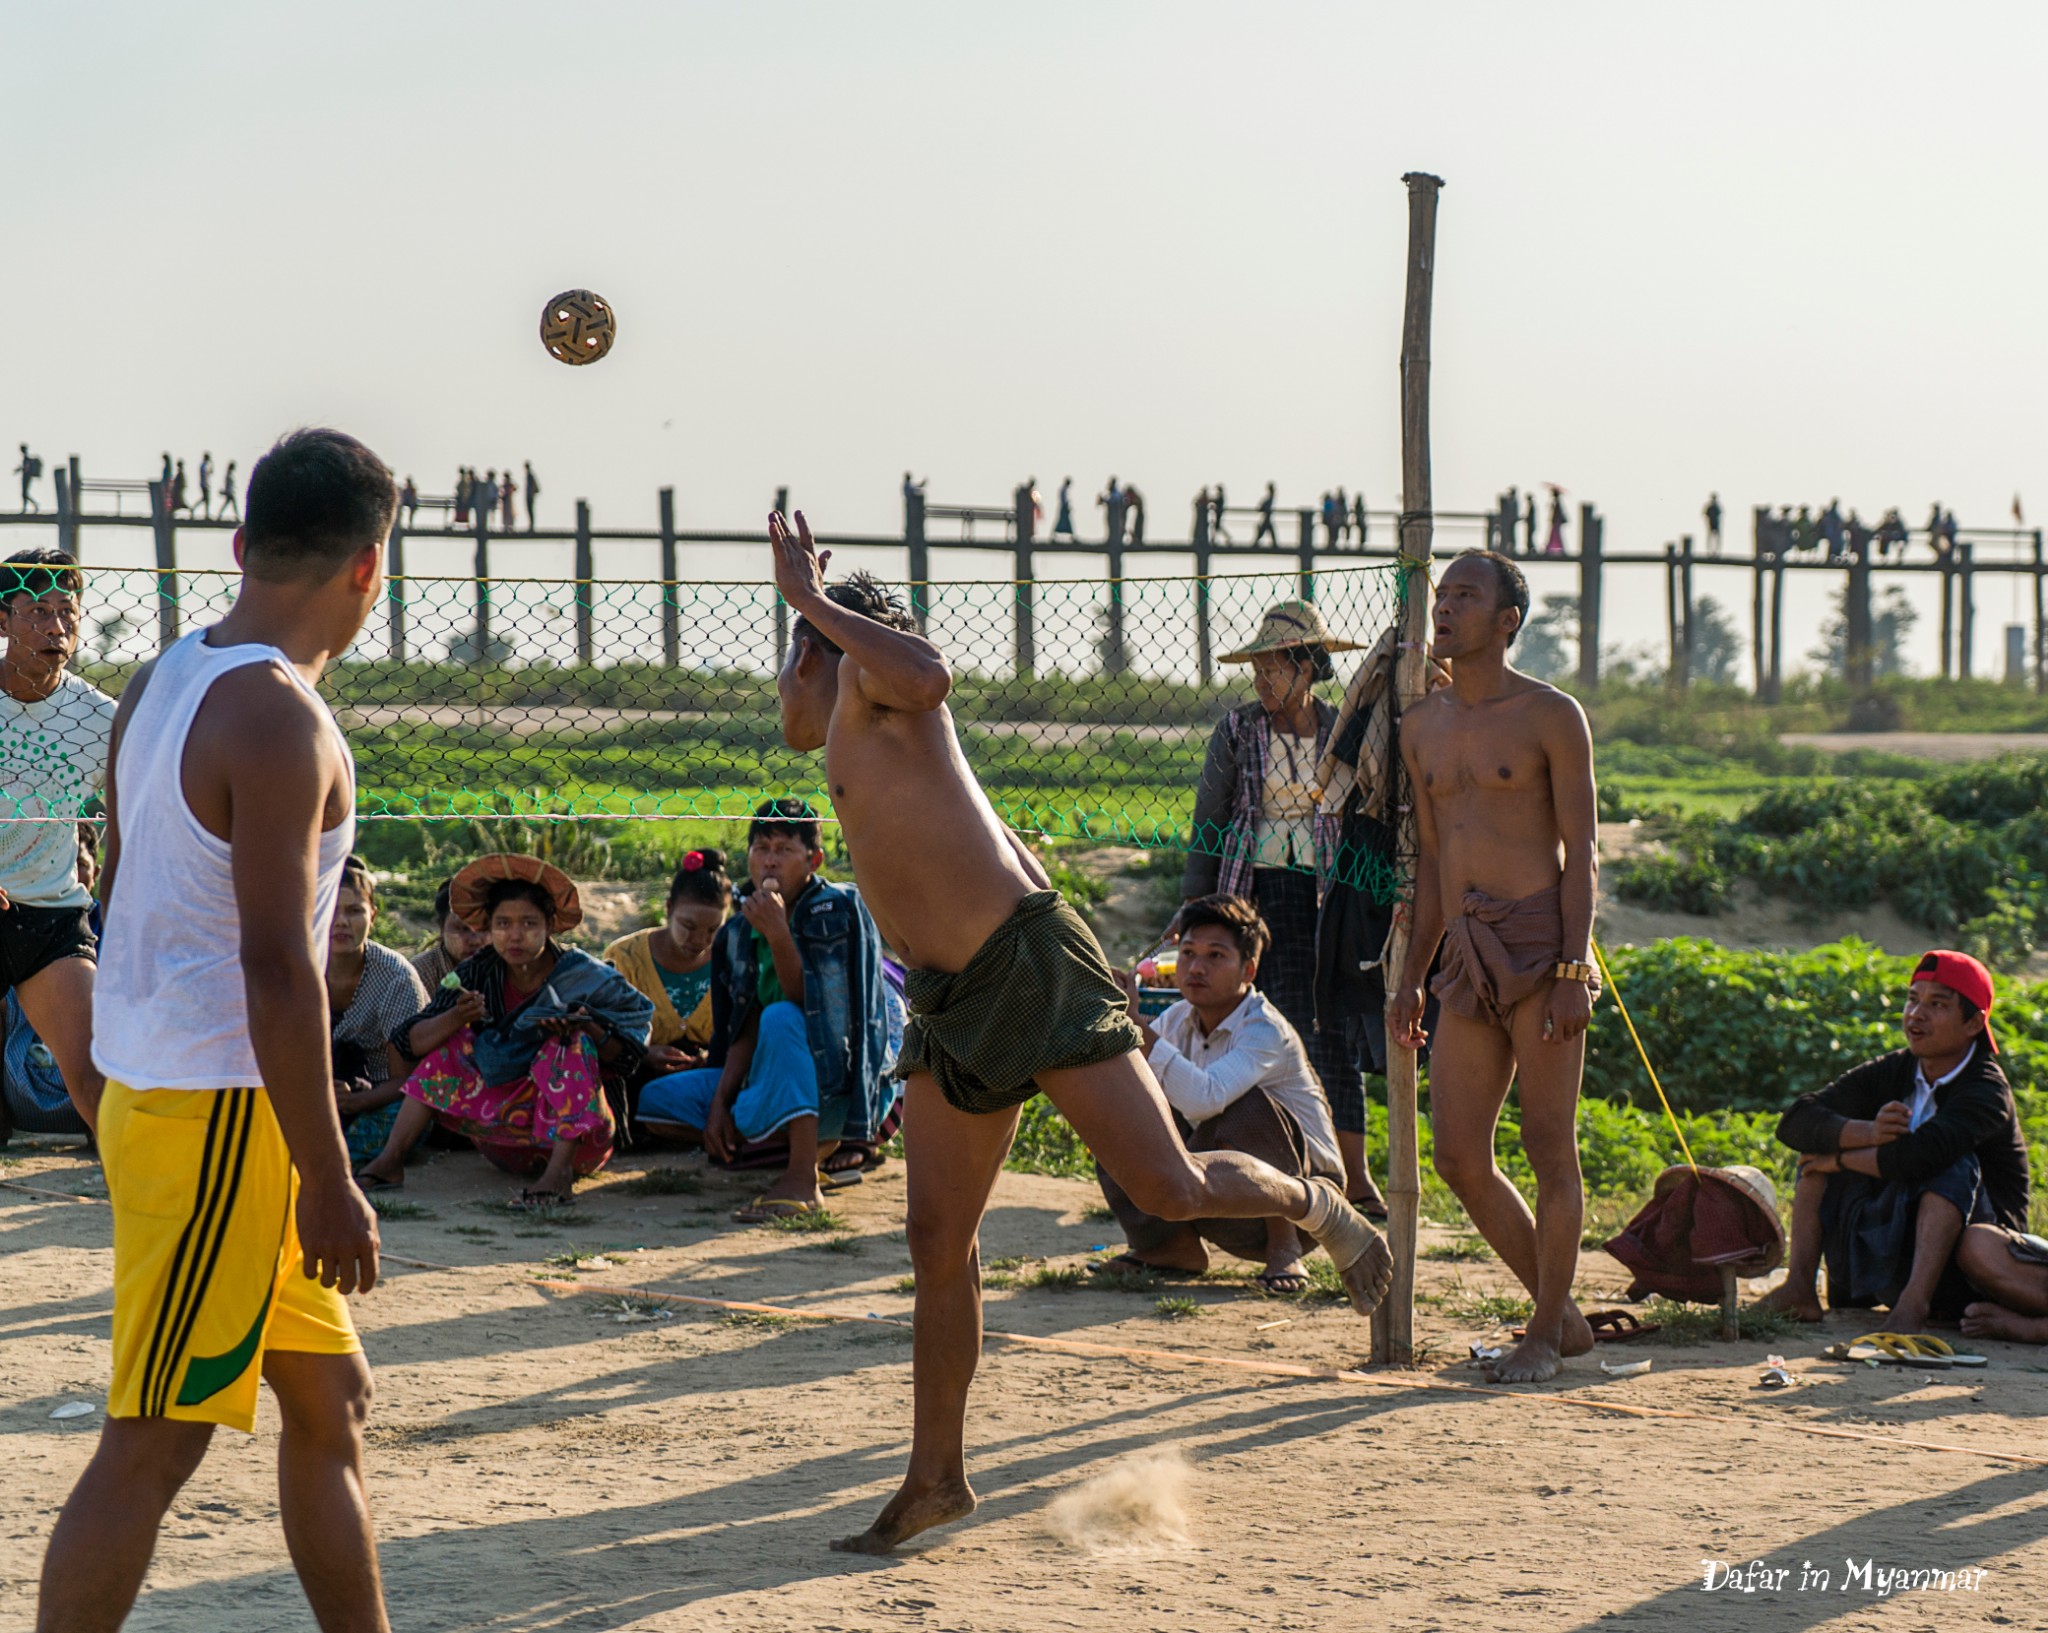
40,429,397,1633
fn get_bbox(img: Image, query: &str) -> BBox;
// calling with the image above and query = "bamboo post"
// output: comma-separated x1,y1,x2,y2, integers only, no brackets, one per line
148,478,180,652
774,486,792,667
1576,503,1602,689
1750,510,1768,696
574,499,595,665
1939,546,1955,680
1296,509,1317,602
906,483,930,632
54,461,78,563
1769,557,1786,703
658,486,680,669
1958,543,1976,680
1846,541,1873,693
1013,498,1036,681
385,512,407,662
2032,530,2044,697
471,502,491,666
1372,170,1442,1369
1679,533,1696,681
1663,544,1683,693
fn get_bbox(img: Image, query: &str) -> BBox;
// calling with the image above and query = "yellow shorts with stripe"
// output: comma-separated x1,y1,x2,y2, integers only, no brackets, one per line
102,1080,359,1434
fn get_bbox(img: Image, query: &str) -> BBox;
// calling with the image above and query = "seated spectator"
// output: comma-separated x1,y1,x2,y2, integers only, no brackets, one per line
1096,894,1344,1293
411,875,491,988
326,857,429,1168
355,854,653,1207
637,798,895,1221
1953,1225,2048,1345
1765,950,2030,1332
605,848,728,1086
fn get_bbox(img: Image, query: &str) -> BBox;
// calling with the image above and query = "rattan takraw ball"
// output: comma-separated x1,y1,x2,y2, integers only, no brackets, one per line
540,289,616,365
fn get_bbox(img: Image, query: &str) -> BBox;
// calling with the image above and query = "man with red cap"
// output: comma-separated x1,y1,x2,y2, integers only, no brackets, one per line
1764,950,2030,1333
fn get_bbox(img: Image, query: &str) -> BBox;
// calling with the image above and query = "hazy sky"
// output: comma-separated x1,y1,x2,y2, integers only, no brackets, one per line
9,2,2047,677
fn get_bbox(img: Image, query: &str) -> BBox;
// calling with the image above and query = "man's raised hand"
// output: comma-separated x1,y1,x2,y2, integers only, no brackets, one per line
769,509,831,611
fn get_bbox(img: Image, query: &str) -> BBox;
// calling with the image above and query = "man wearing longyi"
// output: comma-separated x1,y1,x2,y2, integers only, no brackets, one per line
38,430,394,1632
766,510,1392,1555
1392,550,1601,1384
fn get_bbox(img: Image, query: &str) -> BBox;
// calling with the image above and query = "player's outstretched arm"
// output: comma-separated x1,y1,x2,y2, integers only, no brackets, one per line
220,670,379,1294
769,509,951,713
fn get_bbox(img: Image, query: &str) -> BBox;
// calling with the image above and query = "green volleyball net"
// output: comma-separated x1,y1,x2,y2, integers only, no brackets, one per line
50,562,1411,896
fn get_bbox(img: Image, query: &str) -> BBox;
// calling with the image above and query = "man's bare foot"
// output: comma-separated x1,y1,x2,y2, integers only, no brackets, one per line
1489,1332,1563,1384
1886,1293,1932,1335
1960,1302,2048,1344
1090,1240,1209,1278
1757,1282,1825,1323
1254,1248,1311,1295
831,1477,977,1555
1298,1179,1394,1319
756,1168,825,1211
1560,1305,1596,1358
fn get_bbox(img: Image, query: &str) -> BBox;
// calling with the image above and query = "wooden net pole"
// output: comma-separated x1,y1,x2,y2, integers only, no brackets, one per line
1371,171,1442,1368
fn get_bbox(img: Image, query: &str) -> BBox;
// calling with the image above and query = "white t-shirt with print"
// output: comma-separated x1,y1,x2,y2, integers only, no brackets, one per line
0,673,117,909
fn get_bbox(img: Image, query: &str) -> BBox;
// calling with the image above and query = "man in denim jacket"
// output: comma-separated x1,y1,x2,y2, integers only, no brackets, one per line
637,798,893,1219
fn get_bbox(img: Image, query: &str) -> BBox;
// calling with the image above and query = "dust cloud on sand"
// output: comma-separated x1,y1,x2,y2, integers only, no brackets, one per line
1044,1450,1193,1552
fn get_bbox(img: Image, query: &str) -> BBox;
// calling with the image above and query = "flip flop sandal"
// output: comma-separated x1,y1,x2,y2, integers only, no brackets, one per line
353,1172,400,1194
734,1197,815,1224
1587,1309,1660,1342
1513,1310,1662,1342
820,1167,864,1192
1254,1271,1313,1295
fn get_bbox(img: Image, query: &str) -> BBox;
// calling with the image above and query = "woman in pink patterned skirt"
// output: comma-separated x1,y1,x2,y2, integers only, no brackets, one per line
354,854,654,1207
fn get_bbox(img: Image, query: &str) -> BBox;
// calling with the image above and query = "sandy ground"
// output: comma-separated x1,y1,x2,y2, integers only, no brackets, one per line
4,1139,2047,1632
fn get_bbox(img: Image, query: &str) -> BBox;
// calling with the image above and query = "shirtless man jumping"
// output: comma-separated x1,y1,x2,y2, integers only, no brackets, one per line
1392,551,1600,1384
767,512,1392,1554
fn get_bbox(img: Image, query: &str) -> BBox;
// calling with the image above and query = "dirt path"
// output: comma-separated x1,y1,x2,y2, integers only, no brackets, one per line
5,1144,2045,1630
1783,731,2048,762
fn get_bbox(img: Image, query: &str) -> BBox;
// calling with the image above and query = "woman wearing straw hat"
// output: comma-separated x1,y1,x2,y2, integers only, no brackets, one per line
1180,599,1388,1218
355,853,653,1207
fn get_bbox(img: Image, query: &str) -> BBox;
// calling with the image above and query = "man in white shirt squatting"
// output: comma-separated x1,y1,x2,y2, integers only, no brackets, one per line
1104,893,1346,1294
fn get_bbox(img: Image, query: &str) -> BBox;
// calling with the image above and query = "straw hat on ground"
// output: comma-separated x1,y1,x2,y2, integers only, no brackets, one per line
1219,599,1363,663
451,853,584,934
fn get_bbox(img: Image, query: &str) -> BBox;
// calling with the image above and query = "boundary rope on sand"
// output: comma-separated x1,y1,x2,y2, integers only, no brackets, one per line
7,1175,2041,1472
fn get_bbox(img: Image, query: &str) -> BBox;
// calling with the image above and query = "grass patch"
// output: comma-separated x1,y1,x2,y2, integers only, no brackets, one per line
1028,1265,1085,1292
809,1233,864,1254
1153,1295,1201,1320
721,1310,799,1330
512,1226,562,1238
1079,1201,1116,1223
893,1276,918,1294
1085,1259,1165,1294
542,1248,625,1271
615,1167,704,1196
982,1271,1019,1289
1636,1297,1804,1347
448,1225,499,1239
758,1206,849,1234
1420,1235,1492,1263
366,1197,435,1221
1424,1276,1534,1328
